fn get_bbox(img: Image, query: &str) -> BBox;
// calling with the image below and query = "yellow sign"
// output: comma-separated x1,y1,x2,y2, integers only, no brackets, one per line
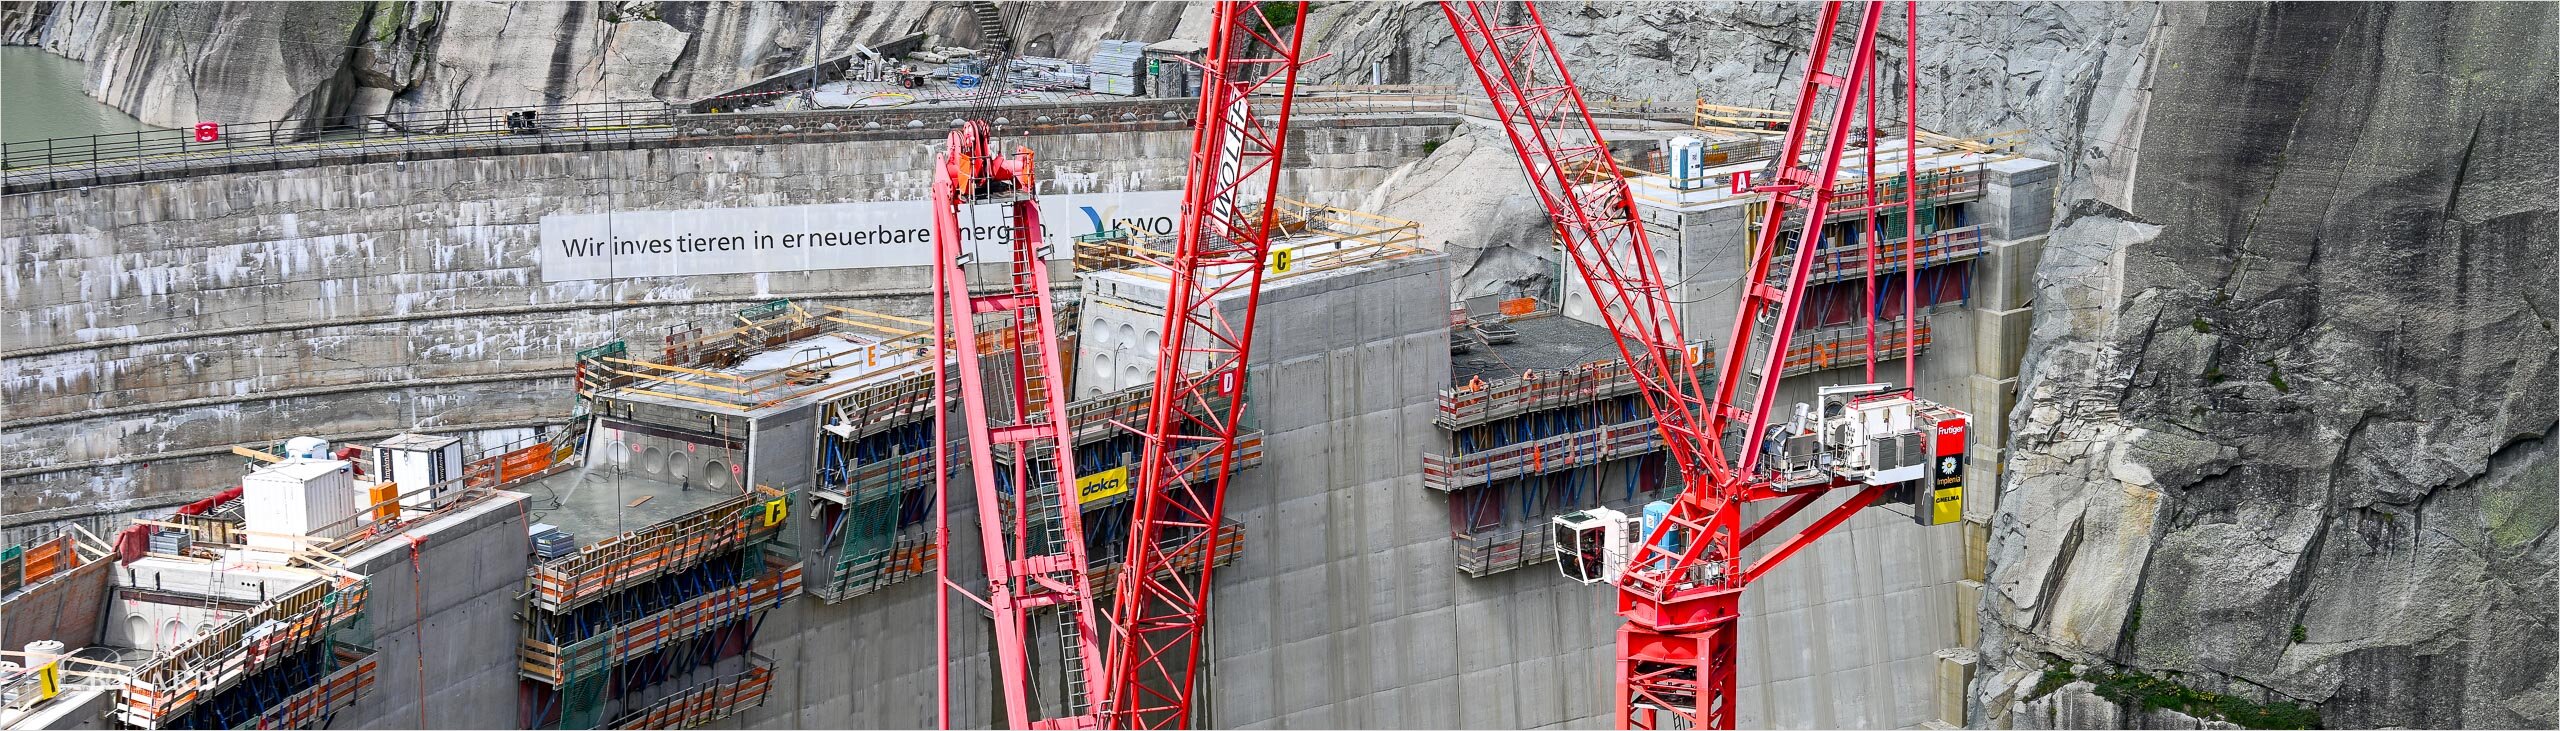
1076,466,1132,505
763,498,790,527
1929,485,1962,525
1268,248,1294,274
35,663,60,700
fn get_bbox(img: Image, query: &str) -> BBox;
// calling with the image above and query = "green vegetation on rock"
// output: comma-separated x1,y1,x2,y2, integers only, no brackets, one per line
2028,659,2324,729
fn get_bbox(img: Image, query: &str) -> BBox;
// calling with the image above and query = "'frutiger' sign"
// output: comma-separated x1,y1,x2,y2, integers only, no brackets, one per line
1924,416,1966,526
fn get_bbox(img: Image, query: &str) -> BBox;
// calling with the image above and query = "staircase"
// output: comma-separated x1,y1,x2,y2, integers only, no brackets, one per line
965,1,1011,54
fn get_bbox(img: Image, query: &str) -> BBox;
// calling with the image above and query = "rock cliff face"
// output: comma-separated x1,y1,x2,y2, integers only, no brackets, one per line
1297,1,2157,172
1,1,1206,128
1972,3,2557,728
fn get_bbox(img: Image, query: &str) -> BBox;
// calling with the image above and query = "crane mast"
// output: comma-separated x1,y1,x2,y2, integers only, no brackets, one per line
1442,2,1963,729
1102,3,1308,728
930,120,1108,729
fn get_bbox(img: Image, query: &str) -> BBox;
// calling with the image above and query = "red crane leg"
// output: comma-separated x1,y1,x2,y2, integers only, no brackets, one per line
931,123,1104,729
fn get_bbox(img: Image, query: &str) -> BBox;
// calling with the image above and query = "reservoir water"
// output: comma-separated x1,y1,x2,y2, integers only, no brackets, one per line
2,46,166,144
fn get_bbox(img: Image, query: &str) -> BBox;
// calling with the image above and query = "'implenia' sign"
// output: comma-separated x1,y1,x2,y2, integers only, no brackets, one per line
538,190,1182,282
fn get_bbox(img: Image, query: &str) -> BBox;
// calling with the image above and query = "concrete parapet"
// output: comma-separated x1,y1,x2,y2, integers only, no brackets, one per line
1981,158,2060,240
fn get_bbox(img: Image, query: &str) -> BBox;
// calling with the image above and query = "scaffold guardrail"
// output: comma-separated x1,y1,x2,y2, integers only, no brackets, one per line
520,555,803,686
114,577,369,729
1423,418,1664,492
1779,317,1933,377
525,488,790,614
607,654,775,730
1435,346,1705,430
243,643,379,730
1790,224,1989,285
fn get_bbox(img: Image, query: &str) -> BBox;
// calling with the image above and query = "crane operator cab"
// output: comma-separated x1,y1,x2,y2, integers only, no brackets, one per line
1554,507,1634,586
1553,384,1969,587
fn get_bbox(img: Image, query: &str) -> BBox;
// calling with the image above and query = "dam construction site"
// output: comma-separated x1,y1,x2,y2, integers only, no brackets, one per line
0,2,2550,730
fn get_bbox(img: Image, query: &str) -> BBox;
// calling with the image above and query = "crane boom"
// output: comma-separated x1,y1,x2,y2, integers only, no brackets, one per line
1442,2,1960,728
1102,3,1309,728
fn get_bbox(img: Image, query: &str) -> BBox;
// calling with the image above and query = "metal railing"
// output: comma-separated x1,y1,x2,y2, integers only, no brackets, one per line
1,86,1711,193
2,100,675,174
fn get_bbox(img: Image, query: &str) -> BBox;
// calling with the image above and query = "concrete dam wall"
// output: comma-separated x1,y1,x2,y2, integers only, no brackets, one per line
1,110,1981,730
0,119,1456,536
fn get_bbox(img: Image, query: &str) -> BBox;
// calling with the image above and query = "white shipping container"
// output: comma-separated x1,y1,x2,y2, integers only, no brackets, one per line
376,433,464,510
242,460,361,552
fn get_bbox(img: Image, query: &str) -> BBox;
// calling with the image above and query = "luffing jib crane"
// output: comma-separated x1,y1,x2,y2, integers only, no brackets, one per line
933,1,1964,728
1438,2,1969,728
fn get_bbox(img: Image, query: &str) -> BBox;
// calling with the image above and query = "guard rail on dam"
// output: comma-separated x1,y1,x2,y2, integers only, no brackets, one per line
0,85,1691,195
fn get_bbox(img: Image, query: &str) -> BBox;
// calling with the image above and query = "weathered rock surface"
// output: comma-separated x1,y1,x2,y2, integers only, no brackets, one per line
1298,1,2159,170
2,1,1209,127
1348,125,1556,301
1974,3,2557,729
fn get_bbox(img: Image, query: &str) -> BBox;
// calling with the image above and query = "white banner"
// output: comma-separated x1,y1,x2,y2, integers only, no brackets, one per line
539,190,1183,281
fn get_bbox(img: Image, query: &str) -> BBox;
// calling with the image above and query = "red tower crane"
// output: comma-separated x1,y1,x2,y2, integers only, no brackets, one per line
1440,2,1966,729
932,2,1955,728
1101,3,1309,728
929,119,1108,730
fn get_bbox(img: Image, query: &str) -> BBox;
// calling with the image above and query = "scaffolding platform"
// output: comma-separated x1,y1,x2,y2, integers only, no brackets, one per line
1790,224,1989,285
245,642,379,730
520,550,802,686
113,576,370,729
607,654,775,730
525,488,790,614
1780,316,1933,377
1423,418,1662,492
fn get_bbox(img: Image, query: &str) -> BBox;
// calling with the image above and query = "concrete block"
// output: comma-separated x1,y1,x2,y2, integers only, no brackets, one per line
1820,597,1878,679
1971,235,2046,312
1220,647,1278,722
1456,665,1520,728
1404,605,1459,682
1966,374,2022,444
1882,586,1946,660
1515,653,1566,728
1757,604,1818,682
1279,636,1334,716
1761,673,1819,729
1972,305,2035,381
1935,648,1979,725
1405,674,1459,727
1275,566,1331,641
1965,519,1991,581
1221,574,1277,656
1956,579,1986,647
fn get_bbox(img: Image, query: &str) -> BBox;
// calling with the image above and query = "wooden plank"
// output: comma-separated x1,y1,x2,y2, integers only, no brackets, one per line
824,306,931,327
822,315,927,338
232,445,285,463
627,495,655,508
605,366,756,396
601,356,749,382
